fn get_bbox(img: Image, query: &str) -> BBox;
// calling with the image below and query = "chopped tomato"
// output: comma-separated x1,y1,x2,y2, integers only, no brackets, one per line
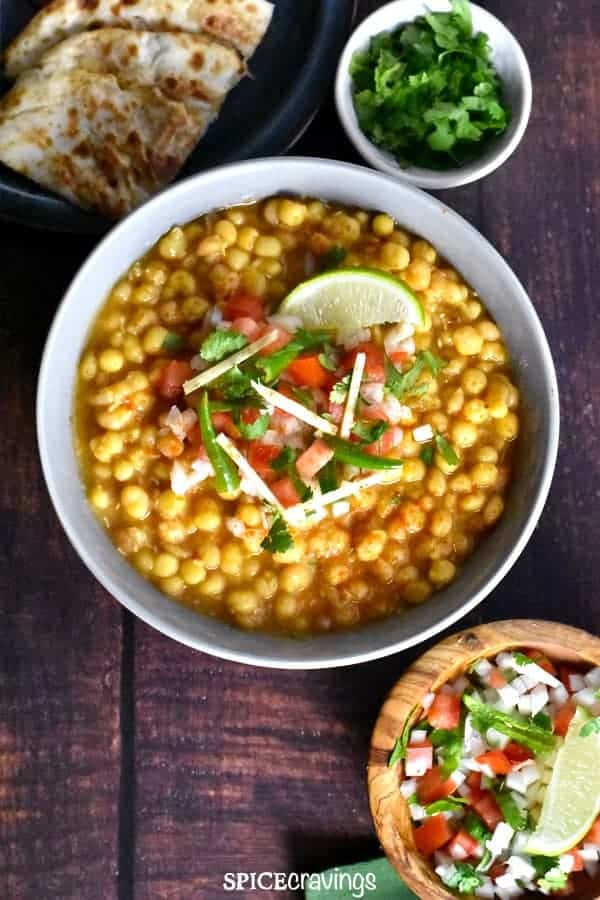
342,342,385,381
413,814,454,858
231,316,262,340
584,817,600,844
157,360,194,400
488,862,508,880
522,648,558,676
223,291,264,322
504,742,533,765
248,442,280,480
296,439,334,481
389,349,410,367
428,694,461,730
211,411,240,440
476,750,512,775
405,742,434,777
472,791,503,831
553,700,576,736
271,477,302,508
365,426,404,457
466,772,482,793
489,668,508,689
186,422,202,447
417,766,456,805
259,324,293,354
287,354,330,389
447,829,481,861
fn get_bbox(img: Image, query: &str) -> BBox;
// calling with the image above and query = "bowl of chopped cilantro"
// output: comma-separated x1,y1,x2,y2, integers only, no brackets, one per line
335,0,532,188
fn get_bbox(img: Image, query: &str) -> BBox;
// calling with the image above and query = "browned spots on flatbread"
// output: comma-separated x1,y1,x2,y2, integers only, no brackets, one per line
74,141,91,157
78,0,99,9
191,51,205,70
127,43,139,58
67,107,79,138
247,2,258,11
121,0,140,5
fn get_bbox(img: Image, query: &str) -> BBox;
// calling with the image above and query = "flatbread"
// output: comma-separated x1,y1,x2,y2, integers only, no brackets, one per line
0,69,206,217
31,28,244,107
3,0,274,77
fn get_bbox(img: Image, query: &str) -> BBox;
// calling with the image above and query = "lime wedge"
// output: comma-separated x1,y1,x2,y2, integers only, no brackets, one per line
526,708,600,857
278,268,425,331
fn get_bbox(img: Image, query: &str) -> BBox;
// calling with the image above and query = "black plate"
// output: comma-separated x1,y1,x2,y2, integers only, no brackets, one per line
0,0,355,232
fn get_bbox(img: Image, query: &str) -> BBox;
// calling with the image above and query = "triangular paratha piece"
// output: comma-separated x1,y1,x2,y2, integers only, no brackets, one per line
0,69,206,217
4,0,274,76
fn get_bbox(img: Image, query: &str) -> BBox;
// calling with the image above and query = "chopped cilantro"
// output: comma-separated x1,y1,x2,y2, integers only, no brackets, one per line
318,460,339,494
318,345,338,372
444,862,484,893
435,432,459,466
162,331,185,353
384,350,446,401
233,409,270,440
580,716,600,738
532,711,553,732
430,726,463,776
425,797,467,815
389,706,418,767
538,867,568,893
217,365,255,401
200,329,248,362
464,812,491,843
352,419,389,444
272,448,297,471
329,374,351,405
291,386,316,410
261,511,293,554
513,651,536,667
320,245,347,270
349,0,510,170
463,693,555,754
494,788,527,831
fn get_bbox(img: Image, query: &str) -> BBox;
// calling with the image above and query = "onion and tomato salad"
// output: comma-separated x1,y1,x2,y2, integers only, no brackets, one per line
392,649,600,897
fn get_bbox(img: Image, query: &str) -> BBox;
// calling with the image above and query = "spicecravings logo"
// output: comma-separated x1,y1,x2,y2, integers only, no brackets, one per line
223,869,378,898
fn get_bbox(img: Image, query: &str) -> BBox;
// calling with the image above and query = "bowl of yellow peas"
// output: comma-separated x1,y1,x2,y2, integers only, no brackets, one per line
36,157,559,668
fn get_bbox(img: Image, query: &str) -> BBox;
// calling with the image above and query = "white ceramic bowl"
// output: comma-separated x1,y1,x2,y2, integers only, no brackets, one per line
37,157,559,669
335,0,533,189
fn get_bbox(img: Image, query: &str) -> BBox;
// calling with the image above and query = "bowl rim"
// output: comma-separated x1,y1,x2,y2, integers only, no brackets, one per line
367,620,600,899
36,156,559,669
334,0,533,189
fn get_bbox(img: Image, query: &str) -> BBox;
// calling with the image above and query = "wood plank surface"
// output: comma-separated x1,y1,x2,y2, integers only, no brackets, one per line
0,1,599,898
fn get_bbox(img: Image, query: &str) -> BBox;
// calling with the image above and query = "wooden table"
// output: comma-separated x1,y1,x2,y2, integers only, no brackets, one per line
1,1,599,897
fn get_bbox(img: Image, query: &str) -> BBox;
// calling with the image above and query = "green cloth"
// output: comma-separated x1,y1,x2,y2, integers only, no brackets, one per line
305,857,418,899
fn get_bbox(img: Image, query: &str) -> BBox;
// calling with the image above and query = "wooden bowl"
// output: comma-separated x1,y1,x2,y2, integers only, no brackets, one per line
368,620,600,900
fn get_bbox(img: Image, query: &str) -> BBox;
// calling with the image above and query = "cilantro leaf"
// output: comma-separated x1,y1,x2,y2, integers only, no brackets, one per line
217,365,255,401
291,386,316,410
261,511,293,554
532,711,553,732
318,345,338,372
538,867,568,893
445,862,484,893
200,329,248,362
389,706,419,767
162,331,185,353
464,812,491,843
580,716,600,737
463,693,555,754
272,448,297,471
425,797,467,815
352,419,390,444
320,245,347,270
430,726,464,776
233,409,270,440
513,651,536,666
494,788,527,831
318,460,339,494
435,432,459,466
329,374,351,405
385,350,445,400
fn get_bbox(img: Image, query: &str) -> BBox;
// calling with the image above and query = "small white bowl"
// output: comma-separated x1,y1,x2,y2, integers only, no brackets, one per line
335,0,532,189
